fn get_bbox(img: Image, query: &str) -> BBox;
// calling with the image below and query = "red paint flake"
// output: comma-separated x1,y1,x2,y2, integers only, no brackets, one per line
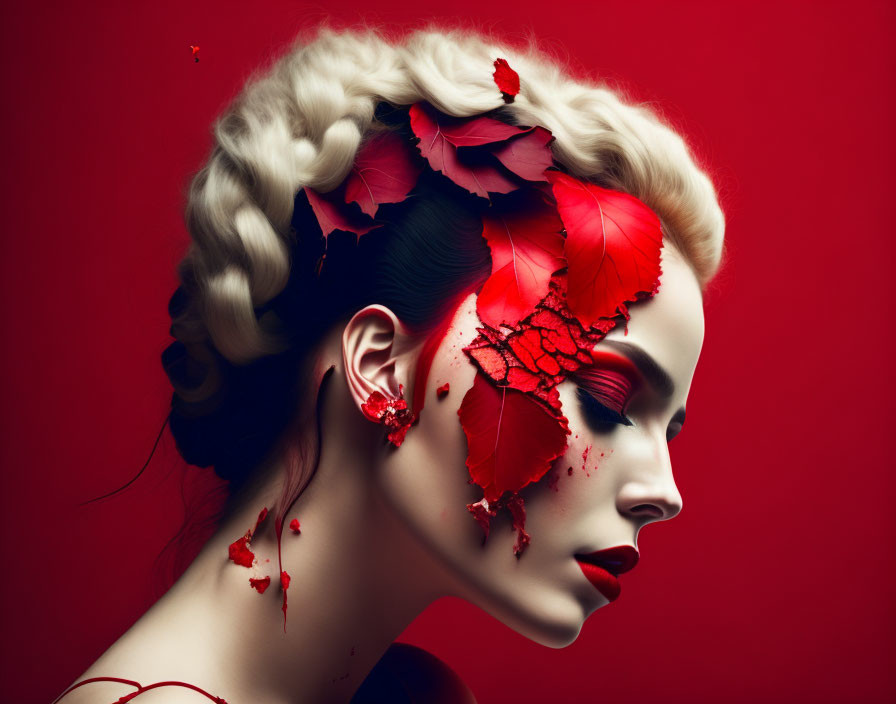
582,444,591,476
289,518,301,535
280,570,291,630
467,497,497,542
504,493,531,558
567,466,573,476
249,576,271,594
493,58,520,98
227,534,254,568
436,383,450,399
189,45,200,63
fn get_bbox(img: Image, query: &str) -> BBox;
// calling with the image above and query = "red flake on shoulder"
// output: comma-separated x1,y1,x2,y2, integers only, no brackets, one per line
249,576,271,594
227,534,254,568
289,518,301,535
436,383,450,399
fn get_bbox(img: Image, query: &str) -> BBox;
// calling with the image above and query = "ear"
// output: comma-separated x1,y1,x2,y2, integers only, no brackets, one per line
342,305,416,414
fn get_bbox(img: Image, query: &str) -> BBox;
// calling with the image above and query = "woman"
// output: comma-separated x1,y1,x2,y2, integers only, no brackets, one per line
54,23,724,704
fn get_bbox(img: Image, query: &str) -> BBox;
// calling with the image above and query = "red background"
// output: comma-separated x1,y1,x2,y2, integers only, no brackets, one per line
2,1,893,702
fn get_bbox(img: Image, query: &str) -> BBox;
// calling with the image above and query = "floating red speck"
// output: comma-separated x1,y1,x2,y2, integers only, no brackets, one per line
436,383,450,399
289,518,301,535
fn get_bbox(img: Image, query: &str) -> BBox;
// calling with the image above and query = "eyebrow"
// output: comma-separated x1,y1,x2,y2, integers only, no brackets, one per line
597,340,675,399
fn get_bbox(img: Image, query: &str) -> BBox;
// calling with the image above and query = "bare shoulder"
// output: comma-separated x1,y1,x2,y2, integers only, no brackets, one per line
351,642,477,704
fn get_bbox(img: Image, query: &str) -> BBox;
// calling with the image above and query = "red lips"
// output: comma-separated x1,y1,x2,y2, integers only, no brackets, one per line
575,545,639,602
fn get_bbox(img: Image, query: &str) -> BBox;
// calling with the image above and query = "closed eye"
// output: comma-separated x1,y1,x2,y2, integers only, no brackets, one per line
666,408,686,442
576,387,633,431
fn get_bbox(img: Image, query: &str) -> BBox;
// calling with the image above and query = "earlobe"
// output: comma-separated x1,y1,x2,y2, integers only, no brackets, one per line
342,305,408,414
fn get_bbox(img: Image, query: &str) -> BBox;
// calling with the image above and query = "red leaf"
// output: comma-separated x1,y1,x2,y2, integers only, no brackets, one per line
344,130,423,218
493,58,520,97
249,576,271,594
227,534,254,568
304,187,380,239
436,383,450,399
289,518,301,535
457,375,569,502
409,102,524,198
491,127,554,182
476,194,565,327
545,171,663,327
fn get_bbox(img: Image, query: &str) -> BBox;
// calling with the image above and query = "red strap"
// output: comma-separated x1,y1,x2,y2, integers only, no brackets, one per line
52,676,228,703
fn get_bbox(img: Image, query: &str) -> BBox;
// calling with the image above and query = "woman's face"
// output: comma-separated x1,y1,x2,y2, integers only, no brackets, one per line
374,244,704,647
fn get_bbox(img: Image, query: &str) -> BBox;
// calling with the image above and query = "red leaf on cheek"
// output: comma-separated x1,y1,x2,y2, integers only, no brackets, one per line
458,375,569,503
476,195,565,327
227,534,254,568
344,129,423,218
545,171,663,327
249,576,271,594
493,58,520,97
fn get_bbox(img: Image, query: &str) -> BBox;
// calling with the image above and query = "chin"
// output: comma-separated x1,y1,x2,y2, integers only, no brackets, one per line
483,589,590,649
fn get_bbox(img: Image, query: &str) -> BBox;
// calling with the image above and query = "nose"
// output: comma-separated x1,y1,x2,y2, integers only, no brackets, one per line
615,443,683,525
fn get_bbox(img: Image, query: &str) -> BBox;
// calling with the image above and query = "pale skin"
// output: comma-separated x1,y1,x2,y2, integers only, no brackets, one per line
60,244,704,704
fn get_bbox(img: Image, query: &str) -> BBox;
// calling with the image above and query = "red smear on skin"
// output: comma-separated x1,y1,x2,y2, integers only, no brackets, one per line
227,534,254,568
344,129,423,218
436,383,450,399
409,102,553,199
476,193,565,327
493,58,520,98
545,170,663,327
252,507,269,535
289,518,301,534
466,497,496,543
280,570,292,628
458,375,569,503
249,576,271,594
582,444,591,477
547,469,560,492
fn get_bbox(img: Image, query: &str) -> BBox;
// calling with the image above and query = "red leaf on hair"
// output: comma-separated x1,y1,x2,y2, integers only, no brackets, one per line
409,102,524,198
545,171,663,327
304,187,380,239
344,129,423,218
228,534,254,568
477,194,565,327
493,58,520,97
289,518,301,534
249,576,271,594
436,383,450,399
458,375,569,503
491,127,554,182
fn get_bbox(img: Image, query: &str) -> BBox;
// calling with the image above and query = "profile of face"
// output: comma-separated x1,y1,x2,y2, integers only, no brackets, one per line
345,242,704,648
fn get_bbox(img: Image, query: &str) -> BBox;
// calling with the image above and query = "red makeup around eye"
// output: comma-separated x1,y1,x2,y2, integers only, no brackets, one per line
573,350,642,415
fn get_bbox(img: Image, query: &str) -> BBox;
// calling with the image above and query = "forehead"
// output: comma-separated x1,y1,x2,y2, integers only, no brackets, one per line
601,245,705,403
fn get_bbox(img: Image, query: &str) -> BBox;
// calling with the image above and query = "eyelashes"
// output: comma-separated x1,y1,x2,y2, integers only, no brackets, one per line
574,368,636,429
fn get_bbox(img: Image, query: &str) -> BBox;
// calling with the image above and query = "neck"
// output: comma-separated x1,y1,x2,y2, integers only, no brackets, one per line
87,431,450,704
